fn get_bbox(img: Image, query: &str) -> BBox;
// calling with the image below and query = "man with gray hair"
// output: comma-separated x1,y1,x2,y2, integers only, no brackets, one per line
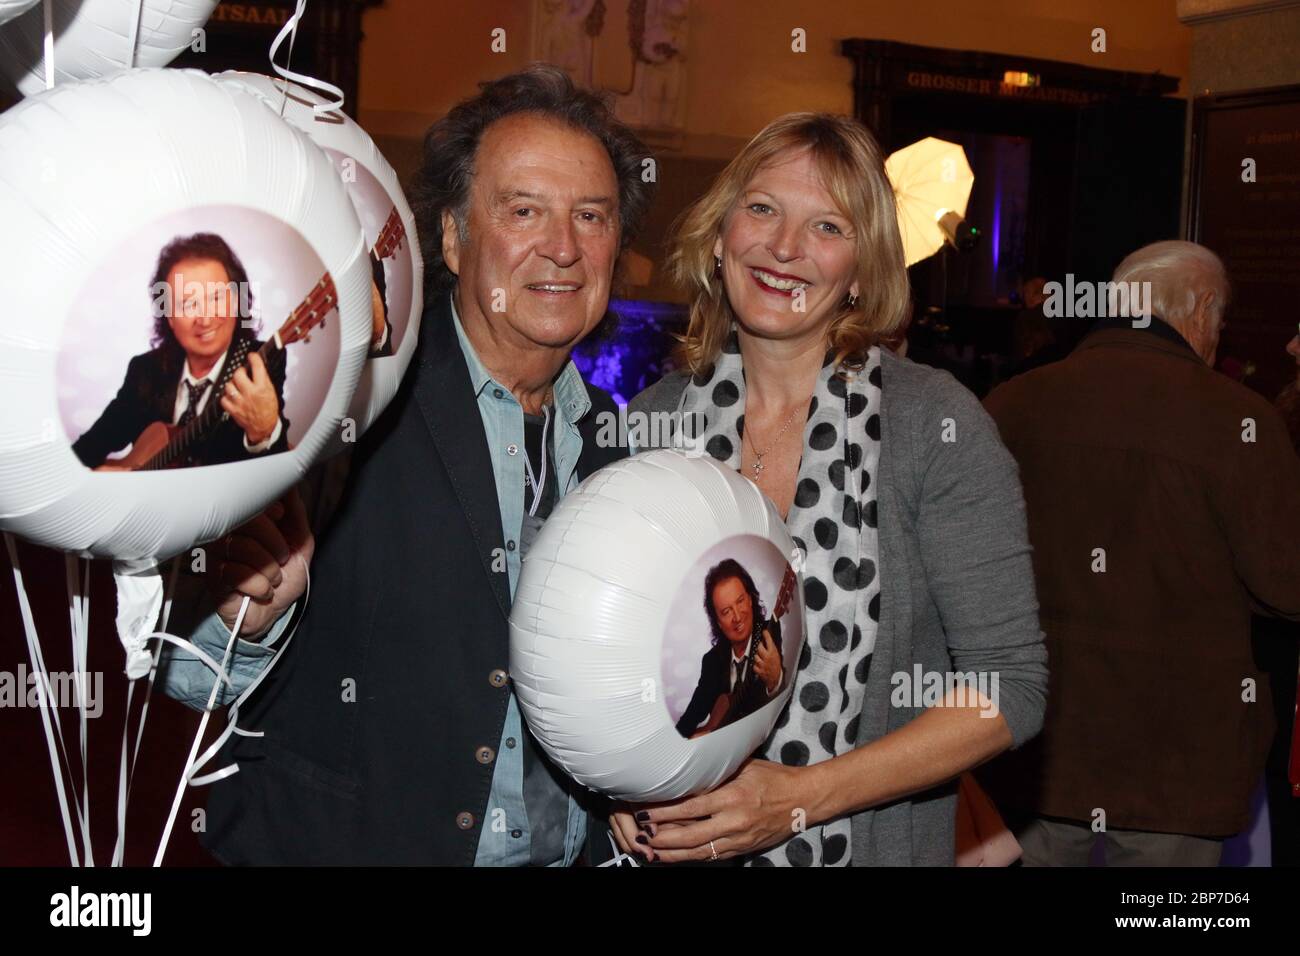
157,65,653,865
982,240,1300,866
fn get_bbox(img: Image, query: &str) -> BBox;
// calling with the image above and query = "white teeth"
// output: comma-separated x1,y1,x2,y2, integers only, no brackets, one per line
752,269,808,292
529,284,579,292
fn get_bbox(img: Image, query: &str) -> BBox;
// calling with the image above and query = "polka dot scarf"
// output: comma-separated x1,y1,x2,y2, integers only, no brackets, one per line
676,333,883,866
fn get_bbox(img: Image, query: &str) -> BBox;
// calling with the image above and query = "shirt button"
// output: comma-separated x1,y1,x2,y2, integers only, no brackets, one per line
506,443,518,456
505,737,517,749
511,828,523,839
489,668,508,688
456,812,475,830
476,745,496,764
506,540,516,552
493,388,504,399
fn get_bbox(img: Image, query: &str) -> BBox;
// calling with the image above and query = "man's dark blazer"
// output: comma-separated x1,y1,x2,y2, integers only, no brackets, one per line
675,619,784,737
71,337,289,468
199,292,626,865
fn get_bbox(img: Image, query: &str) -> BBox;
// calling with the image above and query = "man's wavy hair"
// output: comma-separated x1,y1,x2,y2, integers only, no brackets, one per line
410,64,655,297
149,232,256,380
670,112,910,374
702,559,766,648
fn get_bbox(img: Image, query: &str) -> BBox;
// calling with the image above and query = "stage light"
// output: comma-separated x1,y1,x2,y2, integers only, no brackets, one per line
936,209,982,252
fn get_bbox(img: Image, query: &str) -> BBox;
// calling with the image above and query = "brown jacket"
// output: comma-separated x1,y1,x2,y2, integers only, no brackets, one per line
982,321,1300,836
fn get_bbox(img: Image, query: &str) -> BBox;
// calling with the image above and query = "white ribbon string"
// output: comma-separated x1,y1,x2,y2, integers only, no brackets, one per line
64,555,93,866
152,594,249,867
41,0,53,90
151,554,311,865
111,558,181,867
597,831,641,868
5,533,78,865
268,0,346,116
186,556,311,786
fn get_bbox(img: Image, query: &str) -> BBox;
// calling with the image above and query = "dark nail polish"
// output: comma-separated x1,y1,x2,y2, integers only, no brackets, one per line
636,834,648,845
635,811,650,822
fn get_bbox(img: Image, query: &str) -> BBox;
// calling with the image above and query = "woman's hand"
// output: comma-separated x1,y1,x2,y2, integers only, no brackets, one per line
626,759,810,864
609,803,651,861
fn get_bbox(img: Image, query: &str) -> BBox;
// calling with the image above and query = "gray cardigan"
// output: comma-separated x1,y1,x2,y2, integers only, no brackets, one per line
629,348,1048,865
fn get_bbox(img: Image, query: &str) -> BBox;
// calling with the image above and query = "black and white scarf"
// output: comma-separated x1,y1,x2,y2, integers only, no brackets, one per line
675,332,883,867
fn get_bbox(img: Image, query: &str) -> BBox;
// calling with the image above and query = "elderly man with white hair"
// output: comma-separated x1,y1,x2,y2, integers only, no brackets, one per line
981,240,1300,866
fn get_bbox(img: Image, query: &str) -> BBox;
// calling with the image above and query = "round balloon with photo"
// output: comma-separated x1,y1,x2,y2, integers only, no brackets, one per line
0,67,374,560
213,71,423,447
0,0,219,96
510,449,807,803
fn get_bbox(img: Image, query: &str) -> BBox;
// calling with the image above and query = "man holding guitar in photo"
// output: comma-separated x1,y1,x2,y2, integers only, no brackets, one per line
675,559,791,739
71,232,290,470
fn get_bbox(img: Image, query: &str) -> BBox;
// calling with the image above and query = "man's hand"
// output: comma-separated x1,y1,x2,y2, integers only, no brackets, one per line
753,627,782,694
222,352,280,447
608,804,691,864
209,486,314,639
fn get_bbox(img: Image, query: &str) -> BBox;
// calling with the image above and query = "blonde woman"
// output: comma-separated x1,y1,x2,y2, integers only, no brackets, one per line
611,113,1048,866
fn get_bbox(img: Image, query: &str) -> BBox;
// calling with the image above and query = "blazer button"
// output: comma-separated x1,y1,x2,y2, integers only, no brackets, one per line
489,668,508,688
456,811,475,830
476,745,496,764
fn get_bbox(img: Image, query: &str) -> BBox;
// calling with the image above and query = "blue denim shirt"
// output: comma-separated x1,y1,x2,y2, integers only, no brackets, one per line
162,293,592,866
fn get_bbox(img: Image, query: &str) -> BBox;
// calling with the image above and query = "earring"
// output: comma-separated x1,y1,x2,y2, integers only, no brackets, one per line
713,255,722,278
847,292,859,308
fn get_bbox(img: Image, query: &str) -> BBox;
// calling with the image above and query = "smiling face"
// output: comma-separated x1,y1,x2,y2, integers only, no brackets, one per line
443,112,620,355
713,147,860,348
711,576,754,650
165,257,238,368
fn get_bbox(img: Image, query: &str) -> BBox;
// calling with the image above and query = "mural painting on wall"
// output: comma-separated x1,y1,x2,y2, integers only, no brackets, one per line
533,0,689,132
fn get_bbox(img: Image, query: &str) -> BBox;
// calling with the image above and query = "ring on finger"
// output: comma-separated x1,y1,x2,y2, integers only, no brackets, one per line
709,839,718,861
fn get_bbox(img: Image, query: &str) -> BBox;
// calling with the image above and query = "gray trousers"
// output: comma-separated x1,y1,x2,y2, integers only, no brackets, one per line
1015,815,1224,867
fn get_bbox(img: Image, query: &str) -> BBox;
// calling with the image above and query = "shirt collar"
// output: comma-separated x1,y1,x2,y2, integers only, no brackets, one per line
1084,314,1199,357
730,637,751,664
183,349,226,386
448,292,592,425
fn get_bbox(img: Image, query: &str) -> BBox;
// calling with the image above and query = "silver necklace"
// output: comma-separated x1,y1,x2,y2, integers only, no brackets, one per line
743,399,807,481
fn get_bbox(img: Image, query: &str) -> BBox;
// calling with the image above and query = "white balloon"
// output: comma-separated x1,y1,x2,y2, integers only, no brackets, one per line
510,449,807,802
0,0,38,30
0,68,373,559
215,71,424,447
0,0,217,96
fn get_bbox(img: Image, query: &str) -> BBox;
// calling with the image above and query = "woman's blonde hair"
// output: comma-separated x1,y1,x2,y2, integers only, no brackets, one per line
669,112,910,374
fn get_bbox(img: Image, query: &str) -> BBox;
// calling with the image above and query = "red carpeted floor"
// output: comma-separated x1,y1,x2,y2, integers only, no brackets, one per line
1,537,219,866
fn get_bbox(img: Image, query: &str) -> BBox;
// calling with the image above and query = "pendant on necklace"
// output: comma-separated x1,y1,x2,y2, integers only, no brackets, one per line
752,456,764,479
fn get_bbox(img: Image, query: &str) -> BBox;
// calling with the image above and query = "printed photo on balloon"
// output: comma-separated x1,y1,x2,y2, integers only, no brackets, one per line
320,146,414,360
56,205,340,473
663,535,803,740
